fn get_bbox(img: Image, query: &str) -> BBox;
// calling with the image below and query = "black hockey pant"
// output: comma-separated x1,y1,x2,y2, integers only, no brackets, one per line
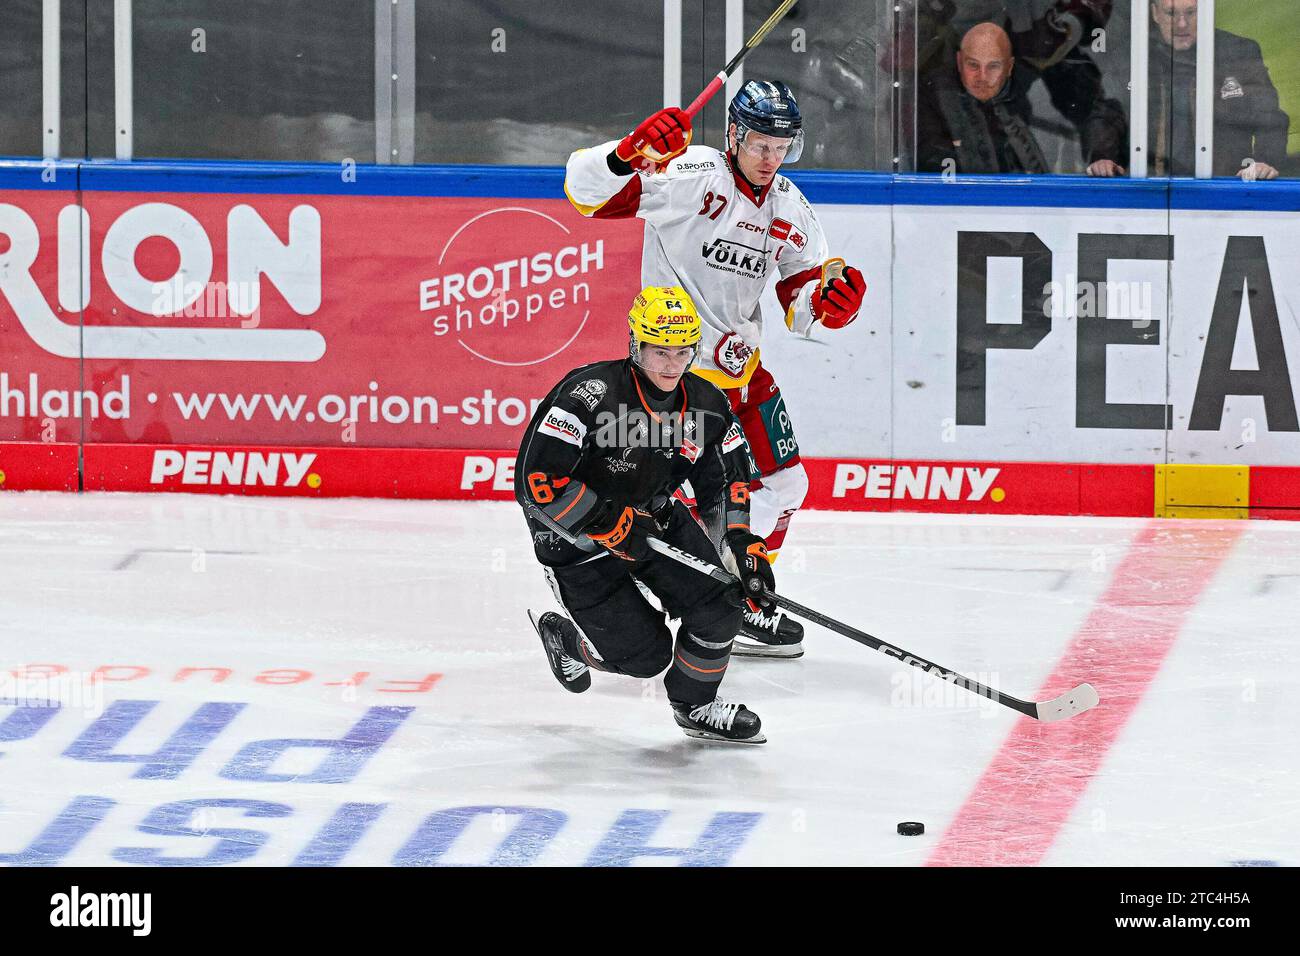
543,504,742,705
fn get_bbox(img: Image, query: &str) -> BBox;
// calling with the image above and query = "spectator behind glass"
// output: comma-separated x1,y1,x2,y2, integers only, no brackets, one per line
1089,0,1289,178
917,22,1051,173
951,2,1127,175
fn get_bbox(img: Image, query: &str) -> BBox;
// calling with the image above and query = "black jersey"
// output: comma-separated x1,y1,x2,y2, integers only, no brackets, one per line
516,359,756,566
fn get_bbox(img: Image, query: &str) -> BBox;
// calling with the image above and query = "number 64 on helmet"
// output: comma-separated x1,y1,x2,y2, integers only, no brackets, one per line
628,286,703,371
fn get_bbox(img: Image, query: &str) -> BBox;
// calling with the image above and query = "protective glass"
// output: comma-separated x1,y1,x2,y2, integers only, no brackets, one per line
733,125,805,164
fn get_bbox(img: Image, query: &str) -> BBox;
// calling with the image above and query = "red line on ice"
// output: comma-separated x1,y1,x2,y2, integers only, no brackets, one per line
926,521,1243,867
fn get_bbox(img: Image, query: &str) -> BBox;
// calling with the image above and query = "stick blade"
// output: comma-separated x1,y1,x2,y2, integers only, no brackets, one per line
1034,682,1100,722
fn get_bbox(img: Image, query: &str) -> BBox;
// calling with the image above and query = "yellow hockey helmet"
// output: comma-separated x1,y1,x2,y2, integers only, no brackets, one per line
628,286,702,348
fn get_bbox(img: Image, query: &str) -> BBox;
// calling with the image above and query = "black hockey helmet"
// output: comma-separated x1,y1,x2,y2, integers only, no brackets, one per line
728,80,804,163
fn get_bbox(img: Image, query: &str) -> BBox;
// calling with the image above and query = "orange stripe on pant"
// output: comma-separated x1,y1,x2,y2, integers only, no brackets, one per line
674,653,728,675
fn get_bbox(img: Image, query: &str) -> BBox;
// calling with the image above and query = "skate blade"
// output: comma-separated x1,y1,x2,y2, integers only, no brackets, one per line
679,726,767,745
527,609,591,694
731,640,804,659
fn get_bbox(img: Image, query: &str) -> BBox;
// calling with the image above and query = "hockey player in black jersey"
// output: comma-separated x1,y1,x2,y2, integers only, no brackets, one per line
516,287,777,743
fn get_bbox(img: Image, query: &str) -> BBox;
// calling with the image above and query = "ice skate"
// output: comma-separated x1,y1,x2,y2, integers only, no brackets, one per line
528,609,591,694
734,605,804,658
671,697,766,744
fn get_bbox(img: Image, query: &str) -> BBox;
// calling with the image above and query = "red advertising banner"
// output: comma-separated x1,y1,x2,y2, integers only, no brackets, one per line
800,458,1154,517
8,437,1295,519
0,442,79,492
82,442,520,500
75,443,1161,518
0,187,85,446
2,189,641,451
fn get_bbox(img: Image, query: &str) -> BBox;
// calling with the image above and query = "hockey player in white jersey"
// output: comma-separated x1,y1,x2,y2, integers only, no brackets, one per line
564,80,866,659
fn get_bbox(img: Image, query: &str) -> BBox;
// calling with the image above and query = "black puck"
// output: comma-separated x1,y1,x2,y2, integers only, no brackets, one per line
897,821,925,836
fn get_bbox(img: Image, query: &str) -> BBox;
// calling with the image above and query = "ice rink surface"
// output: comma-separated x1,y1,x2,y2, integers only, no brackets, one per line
0,492,1296,866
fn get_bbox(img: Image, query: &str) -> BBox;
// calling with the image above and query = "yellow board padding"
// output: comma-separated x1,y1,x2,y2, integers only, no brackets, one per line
1154,464,1249,519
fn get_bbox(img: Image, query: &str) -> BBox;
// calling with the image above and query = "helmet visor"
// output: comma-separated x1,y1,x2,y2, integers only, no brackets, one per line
733,125,804,164
634,342,698,377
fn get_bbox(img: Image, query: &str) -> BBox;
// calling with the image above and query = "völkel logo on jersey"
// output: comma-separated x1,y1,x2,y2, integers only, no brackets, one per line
700,238,768,279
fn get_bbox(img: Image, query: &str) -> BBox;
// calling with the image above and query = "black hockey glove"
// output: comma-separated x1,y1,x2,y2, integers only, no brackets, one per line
586,500,662,562
723,530,775,612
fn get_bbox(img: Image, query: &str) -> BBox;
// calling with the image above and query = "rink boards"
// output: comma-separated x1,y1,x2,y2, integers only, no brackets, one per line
6,440,1300,520
2,159,1299,517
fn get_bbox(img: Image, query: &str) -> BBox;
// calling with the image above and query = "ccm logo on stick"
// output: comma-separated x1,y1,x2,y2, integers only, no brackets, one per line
461,456,516,492
833,464,1001,501
150,450,316,486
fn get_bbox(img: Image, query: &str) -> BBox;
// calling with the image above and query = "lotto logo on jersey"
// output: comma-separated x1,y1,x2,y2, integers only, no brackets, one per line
538,407,587,447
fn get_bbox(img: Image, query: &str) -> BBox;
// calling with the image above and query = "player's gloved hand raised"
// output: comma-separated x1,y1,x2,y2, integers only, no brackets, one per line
586,502,660,562
723,531,776,612
615,108,692,173
812,260,867,330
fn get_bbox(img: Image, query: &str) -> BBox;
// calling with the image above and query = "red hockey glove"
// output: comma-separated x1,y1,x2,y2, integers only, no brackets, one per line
615,108,692,173
723,531,776,612
811,259,867,330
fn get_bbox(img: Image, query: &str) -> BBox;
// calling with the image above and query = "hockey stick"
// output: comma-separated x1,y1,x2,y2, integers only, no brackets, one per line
646,536,1100,723
683,0,802,118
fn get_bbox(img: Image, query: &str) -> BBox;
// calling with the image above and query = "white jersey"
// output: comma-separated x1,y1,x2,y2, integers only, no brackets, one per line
564,141,829,389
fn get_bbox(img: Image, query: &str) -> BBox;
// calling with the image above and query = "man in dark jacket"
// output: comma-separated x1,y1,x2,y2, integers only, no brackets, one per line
1089,0,1290,178
917,21,1051,174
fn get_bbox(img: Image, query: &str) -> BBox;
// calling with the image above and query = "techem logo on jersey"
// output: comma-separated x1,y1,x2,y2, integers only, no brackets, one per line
0,200,324,363
419,207,605,367
538,406,587,447
150,449,317,487
833,463,1003,502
